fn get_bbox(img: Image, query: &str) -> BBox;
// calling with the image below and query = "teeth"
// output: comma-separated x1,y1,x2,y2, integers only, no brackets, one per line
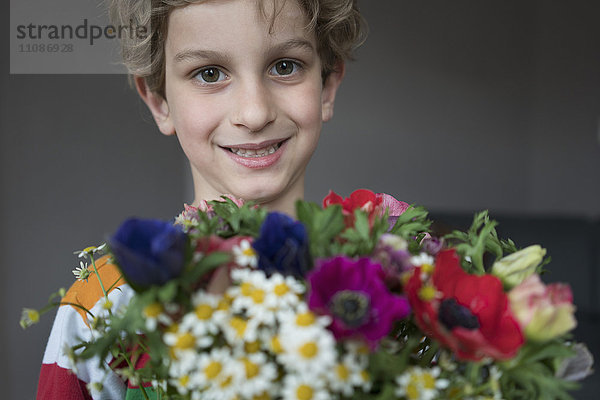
230,143,280,158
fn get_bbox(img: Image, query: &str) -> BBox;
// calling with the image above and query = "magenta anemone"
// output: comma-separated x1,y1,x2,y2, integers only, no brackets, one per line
307,256,410,348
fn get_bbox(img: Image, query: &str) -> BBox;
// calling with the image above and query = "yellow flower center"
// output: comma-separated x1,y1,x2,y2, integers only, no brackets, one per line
418,284,437,301
205,361,222,380
251,289,265,304
217,298,231,311
270,336,283,354
143,302,163,318
220,375,233,388
274,283,290,296
242,246,256,257
360,370,370,382
195,303,213,320
422,372,436,389
243,358,260,379
252,392,270,400
27,309,40,323
406,381,420,400
296,384,314,400
165,323,179,334
244,341,261,353
296,311,315,327
174,333,195,350
178,375,189,387
421,263,434,274
230,317,247,337
241,282,254,296
299,342,318,359
336,364,350,381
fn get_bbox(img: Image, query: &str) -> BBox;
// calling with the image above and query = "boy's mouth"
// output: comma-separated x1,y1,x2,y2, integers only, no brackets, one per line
223,139,286,158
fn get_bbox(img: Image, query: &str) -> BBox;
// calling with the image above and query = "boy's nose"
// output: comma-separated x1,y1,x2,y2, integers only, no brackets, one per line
231,80,276,133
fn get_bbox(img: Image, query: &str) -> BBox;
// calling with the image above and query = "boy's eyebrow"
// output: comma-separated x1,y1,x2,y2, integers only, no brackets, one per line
173,39,314,64
269,38,315,55
173,49,232,64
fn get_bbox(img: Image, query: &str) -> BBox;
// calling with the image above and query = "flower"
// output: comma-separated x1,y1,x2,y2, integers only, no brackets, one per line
72,261,91,281
508,274,576,341
323,189,409,227
556,343,594,381
307,256,410,347
395,366,449,400
75,243,107,259
405,250,524,361
252,212,310,278
20,308,40,329
372,234,413,289
281,375,329,400
323,189,382,227
108,218,187,290
232,239,258,268
491,245,546,289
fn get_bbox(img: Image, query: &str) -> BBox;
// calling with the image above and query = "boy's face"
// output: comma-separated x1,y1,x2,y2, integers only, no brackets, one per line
141,0,343,213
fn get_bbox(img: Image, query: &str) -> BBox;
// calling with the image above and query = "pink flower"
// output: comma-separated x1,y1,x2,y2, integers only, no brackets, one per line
509,274,576,342
307,256,411,348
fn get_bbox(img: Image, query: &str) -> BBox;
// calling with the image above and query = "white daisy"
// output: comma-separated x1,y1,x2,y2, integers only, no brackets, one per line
142,302,172,331
163,323,212,359
410,253,435,267
327,352,366,396
264,273,305,312
281,374,329,400
220,314,260,344
277,304,331,332
179,291,222,339
229,269,278,325
232,239,258,268
237,352,278,398
395,366,449,400
72,261,91,281
194,347,242,400
278,326,337,377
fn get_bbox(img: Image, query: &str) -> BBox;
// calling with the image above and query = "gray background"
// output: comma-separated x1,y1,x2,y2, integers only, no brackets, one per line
2,1,599,398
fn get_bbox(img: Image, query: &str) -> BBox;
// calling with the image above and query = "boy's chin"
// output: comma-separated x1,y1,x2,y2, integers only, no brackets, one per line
226,181,300,213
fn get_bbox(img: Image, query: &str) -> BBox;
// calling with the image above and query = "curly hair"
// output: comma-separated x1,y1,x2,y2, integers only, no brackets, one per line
108,0,366,97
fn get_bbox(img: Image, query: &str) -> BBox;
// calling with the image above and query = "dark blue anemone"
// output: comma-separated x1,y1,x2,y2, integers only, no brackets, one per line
108,218,187,290
252,212,310,278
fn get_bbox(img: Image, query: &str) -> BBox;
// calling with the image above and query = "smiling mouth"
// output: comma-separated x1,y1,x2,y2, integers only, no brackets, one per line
224,140,286,158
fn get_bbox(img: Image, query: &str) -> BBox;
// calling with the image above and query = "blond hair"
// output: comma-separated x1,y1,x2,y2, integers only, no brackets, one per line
108,0,366,97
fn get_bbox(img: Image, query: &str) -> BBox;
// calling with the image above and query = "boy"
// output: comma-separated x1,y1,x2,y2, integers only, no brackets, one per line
37,0,365,398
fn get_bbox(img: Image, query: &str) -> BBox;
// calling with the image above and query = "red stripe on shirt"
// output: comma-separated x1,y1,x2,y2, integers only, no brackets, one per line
37,362,92,400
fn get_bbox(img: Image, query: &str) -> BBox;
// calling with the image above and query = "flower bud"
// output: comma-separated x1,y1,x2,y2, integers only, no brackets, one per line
509,274,576,342
491,245,546,289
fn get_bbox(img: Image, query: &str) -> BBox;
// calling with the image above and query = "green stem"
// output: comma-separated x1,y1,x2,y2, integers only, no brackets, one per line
90,255,109,300
53,302,95,319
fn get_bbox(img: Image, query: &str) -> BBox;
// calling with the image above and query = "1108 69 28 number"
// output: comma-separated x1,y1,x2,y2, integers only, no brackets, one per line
18,43,74,53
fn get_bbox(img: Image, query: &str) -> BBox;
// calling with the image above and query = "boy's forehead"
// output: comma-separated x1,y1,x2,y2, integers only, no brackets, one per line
165,0,314,55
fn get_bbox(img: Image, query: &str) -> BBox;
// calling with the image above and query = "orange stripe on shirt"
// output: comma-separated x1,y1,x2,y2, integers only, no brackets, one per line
61,255,126,325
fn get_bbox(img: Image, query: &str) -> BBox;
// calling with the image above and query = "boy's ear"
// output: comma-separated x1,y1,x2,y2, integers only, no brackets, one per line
134,76,176,136
321,62,345,122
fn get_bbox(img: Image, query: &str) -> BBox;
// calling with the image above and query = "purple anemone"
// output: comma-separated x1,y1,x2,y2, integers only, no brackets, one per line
307,256,411,348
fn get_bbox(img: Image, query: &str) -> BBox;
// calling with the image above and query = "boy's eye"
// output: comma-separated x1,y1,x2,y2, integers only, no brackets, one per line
194,67,226,83
270,60,299,76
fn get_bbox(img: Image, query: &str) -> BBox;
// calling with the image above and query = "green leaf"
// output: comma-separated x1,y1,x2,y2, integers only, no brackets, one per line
389,205,432,239
157,280,178,303
185,251,230,284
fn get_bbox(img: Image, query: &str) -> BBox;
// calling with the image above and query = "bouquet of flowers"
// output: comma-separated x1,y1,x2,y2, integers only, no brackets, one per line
23,189,593,399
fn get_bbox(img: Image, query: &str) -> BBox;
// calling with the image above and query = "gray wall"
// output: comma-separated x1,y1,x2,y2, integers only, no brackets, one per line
2,1,599,398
